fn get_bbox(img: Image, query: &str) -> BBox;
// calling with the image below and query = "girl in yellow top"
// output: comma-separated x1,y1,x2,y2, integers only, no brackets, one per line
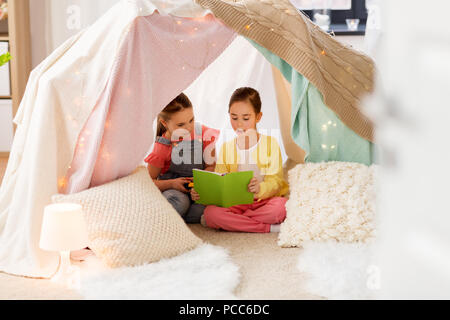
191,87,289,233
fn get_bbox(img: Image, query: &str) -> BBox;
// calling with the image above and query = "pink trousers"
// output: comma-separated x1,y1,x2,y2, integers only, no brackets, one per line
204,197,287,233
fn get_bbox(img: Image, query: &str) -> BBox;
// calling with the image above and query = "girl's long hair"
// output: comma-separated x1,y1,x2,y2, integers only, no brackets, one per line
156,93,193,138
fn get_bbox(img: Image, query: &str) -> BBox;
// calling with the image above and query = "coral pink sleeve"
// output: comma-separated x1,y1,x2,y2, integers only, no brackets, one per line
144,142,171,169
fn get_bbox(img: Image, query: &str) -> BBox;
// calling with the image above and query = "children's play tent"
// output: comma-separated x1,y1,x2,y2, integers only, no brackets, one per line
0,0,375,278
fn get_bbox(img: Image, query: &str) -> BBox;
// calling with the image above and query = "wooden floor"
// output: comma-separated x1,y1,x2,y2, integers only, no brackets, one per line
0,157,7,184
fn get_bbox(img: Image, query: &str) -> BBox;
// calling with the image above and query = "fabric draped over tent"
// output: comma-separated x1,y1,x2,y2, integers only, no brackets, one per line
0,2,143,278
0,1,235,278
253,41,374,165
0,0,376,278
270,66,306,164
65,14,236,193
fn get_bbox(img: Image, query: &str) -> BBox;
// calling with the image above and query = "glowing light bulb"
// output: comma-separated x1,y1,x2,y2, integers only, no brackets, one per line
322,144,327,149
328,121,332,125
58,177,67,188
331,145,336,149
245,25,251,30
177,20,182,25
322,125,327,131
321,50,326,55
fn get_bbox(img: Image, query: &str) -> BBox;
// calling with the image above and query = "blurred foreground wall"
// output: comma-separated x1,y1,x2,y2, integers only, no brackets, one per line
372,0,450,299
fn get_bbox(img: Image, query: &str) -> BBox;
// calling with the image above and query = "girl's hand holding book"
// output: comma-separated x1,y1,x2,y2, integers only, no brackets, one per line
171,177,192,193
248,178,260,195
191,188,200,201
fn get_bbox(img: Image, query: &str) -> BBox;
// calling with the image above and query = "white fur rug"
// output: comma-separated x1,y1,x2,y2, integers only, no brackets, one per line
76,244,241,300
297,241,379,300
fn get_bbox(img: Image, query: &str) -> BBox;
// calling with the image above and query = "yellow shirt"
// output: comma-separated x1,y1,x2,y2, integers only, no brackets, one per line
215,134,289,200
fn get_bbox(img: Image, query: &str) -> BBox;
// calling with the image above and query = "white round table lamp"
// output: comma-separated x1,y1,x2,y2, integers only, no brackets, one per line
39,203,89,285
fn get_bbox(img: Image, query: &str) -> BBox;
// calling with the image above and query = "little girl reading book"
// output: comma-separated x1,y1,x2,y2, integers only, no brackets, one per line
191,87,289,233
146,93,219,223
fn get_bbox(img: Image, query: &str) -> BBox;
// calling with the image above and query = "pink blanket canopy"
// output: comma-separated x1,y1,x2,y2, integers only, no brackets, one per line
64,14,236,194
0,4,236,278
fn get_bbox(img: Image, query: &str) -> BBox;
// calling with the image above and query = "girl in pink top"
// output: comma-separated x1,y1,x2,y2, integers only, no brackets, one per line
146,93,219,223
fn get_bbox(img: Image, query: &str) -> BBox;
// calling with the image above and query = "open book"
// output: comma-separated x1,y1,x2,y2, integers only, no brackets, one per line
192,169,254,208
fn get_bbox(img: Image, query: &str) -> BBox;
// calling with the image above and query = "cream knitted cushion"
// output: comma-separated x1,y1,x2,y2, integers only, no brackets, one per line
52,167,203,268
278,162,376,247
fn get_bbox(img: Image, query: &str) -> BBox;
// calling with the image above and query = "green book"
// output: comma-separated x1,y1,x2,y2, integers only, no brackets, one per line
192,169,254,208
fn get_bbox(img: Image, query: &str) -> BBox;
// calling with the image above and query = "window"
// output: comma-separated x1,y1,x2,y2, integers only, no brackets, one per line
291,0,352,10
292,0,368,25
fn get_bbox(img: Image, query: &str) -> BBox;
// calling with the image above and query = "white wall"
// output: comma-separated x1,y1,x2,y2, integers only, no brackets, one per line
0,100,13,152
370,0,450,299
29,0,48,68
29,0,121,68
